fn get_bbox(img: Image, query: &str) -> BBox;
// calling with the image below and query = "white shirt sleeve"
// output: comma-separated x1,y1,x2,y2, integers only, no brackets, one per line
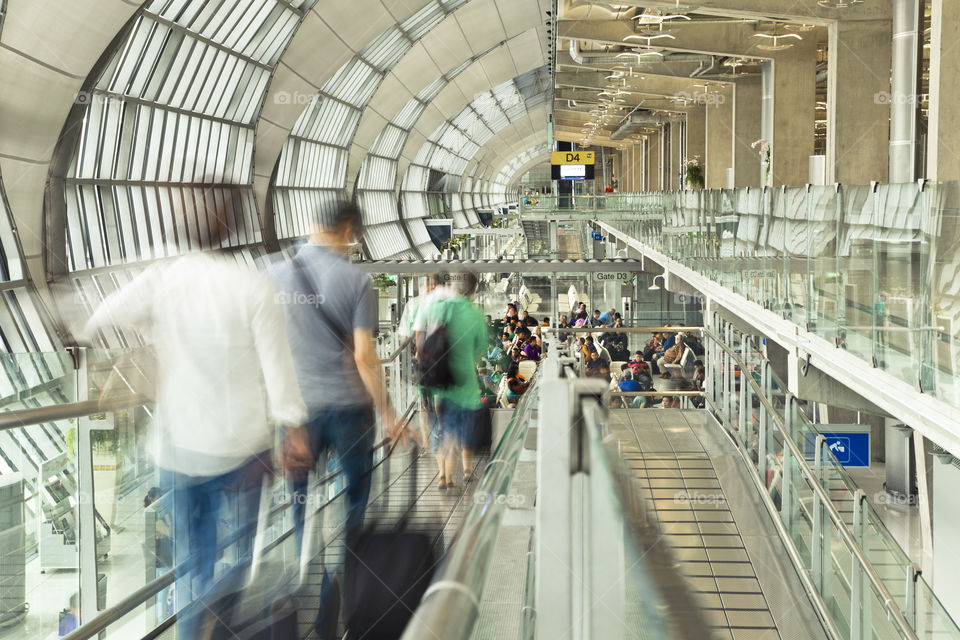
249,275,308,428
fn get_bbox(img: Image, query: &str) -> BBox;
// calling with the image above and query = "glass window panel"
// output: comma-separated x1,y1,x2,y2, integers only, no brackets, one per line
363,27,411,72
323,58,380,106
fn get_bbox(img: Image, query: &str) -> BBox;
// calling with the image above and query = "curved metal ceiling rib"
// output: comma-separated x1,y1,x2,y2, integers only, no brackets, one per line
354,41,522,261
269,0,476,251
50,0,326,278
398,68,550,253
270,0,549,260
466,126,548,188
346,1,550,191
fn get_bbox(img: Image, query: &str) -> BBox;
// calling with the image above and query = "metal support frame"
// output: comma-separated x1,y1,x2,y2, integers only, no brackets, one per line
759,362,770,483
781,394,794,530
906,564,919,629
812,435,825,591
851,489,865,640
74,349,100,626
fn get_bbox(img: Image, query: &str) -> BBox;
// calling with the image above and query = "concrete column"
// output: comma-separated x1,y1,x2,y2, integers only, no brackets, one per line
889,0,922,182
734,77,763,188
646,131,660,191
773,39,818,186
670,119,683,189
928,0,960,181
826,18,893,184
705,86,734,189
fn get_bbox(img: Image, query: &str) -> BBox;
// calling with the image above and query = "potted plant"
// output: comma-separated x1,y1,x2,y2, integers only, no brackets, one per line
683,157,704,189
751,139,772,186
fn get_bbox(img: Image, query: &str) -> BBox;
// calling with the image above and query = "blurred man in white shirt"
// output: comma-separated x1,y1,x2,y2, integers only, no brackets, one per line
83,203,309,638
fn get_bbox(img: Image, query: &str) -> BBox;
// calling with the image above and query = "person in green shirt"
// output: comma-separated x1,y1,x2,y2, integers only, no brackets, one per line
414,272,487,489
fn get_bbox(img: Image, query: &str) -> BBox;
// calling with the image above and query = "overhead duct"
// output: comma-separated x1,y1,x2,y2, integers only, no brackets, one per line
568,40,709,66
610,113,671,140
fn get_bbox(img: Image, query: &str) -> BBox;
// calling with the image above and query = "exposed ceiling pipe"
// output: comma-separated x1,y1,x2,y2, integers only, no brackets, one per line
690,56,718,78
610,113,671,140
568,39,708,66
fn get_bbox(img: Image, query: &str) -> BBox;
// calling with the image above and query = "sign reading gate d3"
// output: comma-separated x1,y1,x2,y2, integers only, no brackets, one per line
551,151,595,165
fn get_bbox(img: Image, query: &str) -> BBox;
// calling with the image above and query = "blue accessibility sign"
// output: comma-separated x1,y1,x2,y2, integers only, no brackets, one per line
804,427,870,468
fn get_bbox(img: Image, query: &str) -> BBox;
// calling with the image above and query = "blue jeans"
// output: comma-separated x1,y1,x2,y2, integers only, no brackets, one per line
291,405,375,550
160,452,269,640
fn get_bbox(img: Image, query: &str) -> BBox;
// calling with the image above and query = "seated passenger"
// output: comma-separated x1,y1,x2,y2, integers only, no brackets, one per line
589,309,603,326
584,351,609,380
522,336,542,362
618,368,644,393
506,377,527,408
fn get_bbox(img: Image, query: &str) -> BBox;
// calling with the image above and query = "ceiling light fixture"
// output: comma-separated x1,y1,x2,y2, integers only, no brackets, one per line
752,25,803,51
817,0,864,7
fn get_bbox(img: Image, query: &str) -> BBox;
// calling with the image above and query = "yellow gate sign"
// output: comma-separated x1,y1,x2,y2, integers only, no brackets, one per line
551,151,595,165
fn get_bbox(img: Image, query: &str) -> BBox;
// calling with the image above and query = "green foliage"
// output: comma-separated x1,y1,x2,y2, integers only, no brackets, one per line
372,274,397,289
685,164,704,188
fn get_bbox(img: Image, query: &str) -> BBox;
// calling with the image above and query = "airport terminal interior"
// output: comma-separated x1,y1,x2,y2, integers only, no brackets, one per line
2,0,960,638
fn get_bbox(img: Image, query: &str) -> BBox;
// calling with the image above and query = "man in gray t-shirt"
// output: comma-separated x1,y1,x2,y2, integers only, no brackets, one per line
269,204,399,550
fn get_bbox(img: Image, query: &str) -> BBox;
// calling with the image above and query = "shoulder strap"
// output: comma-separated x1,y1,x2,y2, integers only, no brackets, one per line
290,252,347,341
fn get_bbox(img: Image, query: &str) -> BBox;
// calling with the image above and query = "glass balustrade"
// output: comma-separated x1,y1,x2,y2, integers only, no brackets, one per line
0,338,420,640
704,315,959,639
518,183,960,410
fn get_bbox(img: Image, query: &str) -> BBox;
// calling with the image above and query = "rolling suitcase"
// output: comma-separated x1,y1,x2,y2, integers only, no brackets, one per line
342,445,440,640
182,472,320,640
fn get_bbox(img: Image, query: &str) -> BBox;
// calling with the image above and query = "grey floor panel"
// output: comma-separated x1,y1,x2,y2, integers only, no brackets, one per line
607,409,830,640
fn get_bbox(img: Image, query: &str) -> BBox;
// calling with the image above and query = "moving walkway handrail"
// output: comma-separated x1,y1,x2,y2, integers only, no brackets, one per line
401,367,542,640
380,335,412,363
701,327,919,640
61,397,420,640
0,393,148,432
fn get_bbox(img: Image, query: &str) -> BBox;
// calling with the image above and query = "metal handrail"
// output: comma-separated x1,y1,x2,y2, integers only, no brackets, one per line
380,335,412,363
701,327,919,640
401,366,542,640
0,393,148,432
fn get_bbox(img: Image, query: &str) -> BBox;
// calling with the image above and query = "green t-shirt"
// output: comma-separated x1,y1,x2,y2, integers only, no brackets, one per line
418,294,487,409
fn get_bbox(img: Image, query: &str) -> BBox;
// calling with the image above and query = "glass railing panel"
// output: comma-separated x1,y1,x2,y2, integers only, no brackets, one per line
924,181,960,407
915,578,960,639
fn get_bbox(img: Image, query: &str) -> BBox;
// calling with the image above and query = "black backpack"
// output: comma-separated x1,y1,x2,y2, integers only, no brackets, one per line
417,326,454,388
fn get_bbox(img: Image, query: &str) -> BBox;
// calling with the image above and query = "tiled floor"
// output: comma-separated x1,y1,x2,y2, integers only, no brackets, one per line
607,409,823,640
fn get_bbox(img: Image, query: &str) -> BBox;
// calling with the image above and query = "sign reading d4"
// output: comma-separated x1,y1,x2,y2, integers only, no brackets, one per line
551,151,595,165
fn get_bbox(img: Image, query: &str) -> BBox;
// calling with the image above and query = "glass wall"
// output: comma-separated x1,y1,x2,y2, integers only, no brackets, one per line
521,183,960,409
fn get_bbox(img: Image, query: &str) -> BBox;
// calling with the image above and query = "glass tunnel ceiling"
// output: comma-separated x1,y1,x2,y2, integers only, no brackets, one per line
54,0,552,278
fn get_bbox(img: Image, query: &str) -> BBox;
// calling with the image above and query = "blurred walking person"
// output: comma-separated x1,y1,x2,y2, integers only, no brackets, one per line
83,199,310,639
269,203,401,542
414,272,486,488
